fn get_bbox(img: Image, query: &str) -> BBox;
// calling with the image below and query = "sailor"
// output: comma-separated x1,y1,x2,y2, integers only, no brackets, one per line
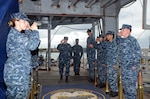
72,39,83,75
106,31,118,97
4,12,40,99
57,36,72,82
31,45,39,68
86,29,96,82
38,55,44,66
31,44,40,86
96,35,107,88
117,24,142,99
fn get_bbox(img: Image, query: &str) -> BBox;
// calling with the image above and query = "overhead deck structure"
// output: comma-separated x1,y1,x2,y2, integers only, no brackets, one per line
20,0,136,30
19,0,136,68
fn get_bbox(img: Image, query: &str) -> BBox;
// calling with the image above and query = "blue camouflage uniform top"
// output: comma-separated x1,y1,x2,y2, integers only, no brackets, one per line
117,35,142,69
31,47,39,68
101,40,108,64
72,44,83,61
86,35,96,58
96,42,104,62
106,40,118,66
4,28,40,77
57,43,72,62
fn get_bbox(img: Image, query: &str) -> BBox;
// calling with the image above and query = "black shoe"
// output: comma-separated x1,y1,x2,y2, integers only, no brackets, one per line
65,76,69,82
60,75,63,80
106,92,110,95
109,91,118,97
75,73,80,76
96,83,106,88
75,73,77,75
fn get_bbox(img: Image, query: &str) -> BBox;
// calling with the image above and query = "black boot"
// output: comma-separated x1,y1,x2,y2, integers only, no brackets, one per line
60,75,63,80
96,83,105,88
65,76,69,82
75,73,80,76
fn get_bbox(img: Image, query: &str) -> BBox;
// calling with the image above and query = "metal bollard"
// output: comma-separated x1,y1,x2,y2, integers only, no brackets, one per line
137,70,144,99
118,66,123,99
105,79,110,94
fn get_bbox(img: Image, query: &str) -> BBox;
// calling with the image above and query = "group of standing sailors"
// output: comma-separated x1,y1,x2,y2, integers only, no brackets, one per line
3,12,142,99
86,24,142,99
57,24,142,99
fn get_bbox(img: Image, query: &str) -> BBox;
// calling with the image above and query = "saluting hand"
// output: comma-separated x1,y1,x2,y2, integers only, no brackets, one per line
61,39,64,44
117,31,122,36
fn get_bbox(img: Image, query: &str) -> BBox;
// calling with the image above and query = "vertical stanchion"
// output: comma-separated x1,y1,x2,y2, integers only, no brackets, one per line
138,70,144,99
47,16,52,71
118,66,123,99
105,79,110,94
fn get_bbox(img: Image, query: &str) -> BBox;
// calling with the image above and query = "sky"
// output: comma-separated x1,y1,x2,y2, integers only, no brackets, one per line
38,0,150,49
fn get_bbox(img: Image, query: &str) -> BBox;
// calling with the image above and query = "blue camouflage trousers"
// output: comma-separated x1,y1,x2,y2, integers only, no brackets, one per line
107,65,118,92
31,55,39,84
74,63,80,74
59,60,70,76
73,57,81,74
4,73,30,99
88,60,95,80
121,67,138,99
97,61,106,84
87,49,95,80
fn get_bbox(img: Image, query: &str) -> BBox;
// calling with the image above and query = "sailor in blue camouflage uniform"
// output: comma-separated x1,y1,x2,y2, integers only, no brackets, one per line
86,29,96,82
101,35,107,67
117,24,142,99
4,12,40,99
96,35,106,88
72,39,83,75
31,46,39,69
31,45,40,86
57,37,72,82
106,31,118,97
101,35,108,85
